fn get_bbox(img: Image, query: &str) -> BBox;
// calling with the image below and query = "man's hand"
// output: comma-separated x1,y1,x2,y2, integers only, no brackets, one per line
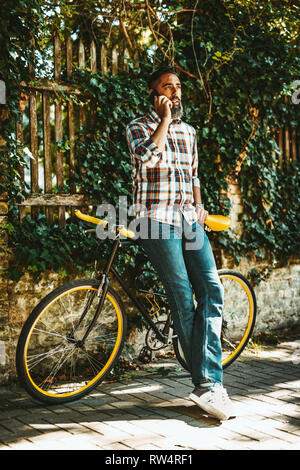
196,206,208,226
150,95,173,152
154,95,172,122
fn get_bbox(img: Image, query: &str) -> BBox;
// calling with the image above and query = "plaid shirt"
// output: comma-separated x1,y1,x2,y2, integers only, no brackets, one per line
126,110,200,227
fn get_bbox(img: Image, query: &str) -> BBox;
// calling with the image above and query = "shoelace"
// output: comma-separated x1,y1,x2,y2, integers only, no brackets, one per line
221,388,229,403
206,385,229,404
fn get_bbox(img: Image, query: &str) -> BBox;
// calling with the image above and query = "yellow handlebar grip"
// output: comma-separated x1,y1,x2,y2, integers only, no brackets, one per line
205,214,231,231
74,210,108,227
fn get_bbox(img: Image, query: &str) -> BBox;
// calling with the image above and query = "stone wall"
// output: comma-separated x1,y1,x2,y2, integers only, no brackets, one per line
0,190,10,383
222,256,300,334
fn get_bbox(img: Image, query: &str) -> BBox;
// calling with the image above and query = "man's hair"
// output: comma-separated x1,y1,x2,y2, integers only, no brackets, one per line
148,66,181,90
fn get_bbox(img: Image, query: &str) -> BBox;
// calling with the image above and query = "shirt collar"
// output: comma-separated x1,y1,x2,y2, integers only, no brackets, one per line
148,109,182,126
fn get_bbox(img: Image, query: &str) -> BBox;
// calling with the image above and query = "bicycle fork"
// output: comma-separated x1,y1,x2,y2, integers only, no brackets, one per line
81,274,109,344
69,235,121,346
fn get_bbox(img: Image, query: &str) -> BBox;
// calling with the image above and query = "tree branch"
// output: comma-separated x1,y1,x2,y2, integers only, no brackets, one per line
228,96,259,181
120,18,134,51
145,0,199,81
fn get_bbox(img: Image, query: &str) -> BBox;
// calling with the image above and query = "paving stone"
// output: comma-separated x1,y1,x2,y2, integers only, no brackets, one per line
147,405,186,419
134,443,162,450
1,340,300,450
100,442,133,450
5,438,40,450
58,434,104,450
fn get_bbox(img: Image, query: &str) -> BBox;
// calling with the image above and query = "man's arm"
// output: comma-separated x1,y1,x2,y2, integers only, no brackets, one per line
126,122,163,168
193,185,202,205
150,95,172,152
126,95,173,168
150,117,171,152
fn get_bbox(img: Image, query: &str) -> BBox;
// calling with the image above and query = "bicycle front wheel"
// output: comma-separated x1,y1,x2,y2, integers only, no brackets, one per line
16,279,127,404
173,269,257,370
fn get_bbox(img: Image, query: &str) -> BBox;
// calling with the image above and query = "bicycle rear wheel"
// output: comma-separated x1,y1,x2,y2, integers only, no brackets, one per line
173,269,256,370
16,279,126,404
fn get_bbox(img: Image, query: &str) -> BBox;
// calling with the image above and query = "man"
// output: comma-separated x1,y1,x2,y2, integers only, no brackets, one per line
126,66,235,421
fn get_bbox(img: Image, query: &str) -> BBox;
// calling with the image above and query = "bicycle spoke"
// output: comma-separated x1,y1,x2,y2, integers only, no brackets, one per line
81,349,106,376
26,343,73,370
32,328,72,341
221,335,237,351
85,332,118,343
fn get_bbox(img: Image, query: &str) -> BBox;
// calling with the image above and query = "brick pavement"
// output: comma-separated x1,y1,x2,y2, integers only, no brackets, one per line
0,339,300,451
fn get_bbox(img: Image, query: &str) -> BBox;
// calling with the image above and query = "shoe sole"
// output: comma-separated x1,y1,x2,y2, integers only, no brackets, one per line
189,392,230,421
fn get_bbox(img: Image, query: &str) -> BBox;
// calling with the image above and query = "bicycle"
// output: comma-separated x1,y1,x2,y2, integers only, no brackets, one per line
16,210,257,405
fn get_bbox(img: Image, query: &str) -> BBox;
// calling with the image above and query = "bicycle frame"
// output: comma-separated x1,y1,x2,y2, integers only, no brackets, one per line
87,234,169,345
73,207,232,347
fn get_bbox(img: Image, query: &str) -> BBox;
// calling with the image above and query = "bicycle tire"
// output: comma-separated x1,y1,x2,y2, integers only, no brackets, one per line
172,269,257,371
16,278,127,404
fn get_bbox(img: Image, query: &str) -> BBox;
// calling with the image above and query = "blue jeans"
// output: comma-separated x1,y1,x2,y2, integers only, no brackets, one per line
137,216,224,385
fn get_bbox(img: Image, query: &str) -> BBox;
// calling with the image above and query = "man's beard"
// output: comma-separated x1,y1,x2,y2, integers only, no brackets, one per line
171,99,183,119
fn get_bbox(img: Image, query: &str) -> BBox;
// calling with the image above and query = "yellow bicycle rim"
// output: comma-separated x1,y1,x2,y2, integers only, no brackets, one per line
220,273,254,366
24,286,123,398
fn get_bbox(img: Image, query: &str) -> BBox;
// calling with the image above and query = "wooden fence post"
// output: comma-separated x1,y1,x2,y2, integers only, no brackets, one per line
54,32,65,228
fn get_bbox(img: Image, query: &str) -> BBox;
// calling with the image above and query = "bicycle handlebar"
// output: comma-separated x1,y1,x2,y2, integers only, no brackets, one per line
74,210,231,239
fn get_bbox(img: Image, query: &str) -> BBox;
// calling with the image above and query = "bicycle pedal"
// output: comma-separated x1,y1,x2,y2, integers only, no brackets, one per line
138,346,153,363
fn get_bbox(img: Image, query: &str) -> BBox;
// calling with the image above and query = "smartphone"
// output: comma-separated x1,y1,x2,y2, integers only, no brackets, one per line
149,89,160,106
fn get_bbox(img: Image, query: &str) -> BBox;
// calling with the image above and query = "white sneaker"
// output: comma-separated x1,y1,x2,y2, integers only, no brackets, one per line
189,383,236,421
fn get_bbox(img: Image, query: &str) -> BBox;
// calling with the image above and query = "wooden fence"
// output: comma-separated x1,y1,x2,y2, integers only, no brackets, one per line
16,32,132,227
15,33,299,228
